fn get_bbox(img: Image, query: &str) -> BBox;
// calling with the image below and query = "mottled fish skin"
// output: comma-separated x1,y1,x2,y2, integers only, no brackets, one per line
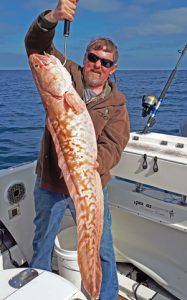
29,53,104,299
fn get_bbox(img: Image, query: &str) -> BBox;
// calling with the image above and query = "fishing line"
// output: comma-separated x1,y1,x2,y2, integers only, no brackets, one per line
63,20,70,66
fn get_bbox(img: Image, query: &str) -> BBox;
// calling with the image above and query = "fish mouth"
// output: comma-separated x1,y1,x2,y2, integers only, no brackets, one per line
29,53,52,68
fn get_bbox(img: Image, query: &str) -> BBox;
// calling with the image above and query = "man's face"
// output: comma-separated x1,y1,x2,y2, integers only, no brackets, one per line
83,48,117,88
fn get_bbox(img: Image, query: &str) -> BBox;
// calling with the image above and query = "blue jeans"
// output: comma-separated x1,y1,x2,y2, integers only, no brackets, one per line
30,177,118,300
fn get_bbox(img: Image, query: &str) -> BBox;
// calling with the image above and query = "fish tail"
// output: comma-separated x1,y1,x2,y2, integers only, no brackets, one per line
77,171,104,299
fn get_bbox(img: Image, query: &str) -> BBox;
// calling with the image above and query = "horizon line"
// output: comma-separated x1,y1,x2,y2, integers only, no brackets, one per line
1,68,187,71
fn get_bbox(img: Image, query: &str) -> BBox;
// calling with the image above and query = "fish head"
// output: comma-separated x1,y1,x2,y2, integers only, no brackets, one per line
29,53,72,97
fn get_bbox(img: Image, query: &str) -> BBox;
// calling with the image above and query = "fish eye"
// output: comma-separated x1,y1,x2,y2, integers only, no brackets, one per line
34,64,38,68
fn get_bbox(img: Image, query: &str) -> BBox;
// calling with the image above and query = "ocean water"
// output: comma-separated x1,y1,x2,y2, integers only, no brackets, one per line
0,69,187,170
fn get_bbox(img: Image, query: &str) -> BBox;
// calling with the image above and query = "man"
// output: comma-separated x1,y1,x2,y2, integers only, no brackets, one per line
25,0,130,299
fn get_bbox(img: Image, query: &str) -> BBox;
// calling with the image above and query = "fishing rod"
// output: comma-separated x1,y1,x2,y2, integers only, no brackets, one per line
142,44,187,134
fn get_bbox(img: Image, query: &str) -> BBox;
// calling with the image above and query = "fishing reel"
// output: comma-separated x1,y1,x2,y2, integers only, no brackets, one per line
141,95,158,118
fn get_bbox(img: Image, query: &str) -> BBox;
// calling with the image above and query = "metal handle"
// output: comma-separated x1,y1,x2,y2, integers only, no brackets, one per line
63,20,71,37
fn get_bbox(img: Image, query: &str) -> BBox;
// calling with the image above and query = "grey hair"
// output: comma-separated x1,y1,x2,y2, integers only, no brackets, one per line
86,37,119,63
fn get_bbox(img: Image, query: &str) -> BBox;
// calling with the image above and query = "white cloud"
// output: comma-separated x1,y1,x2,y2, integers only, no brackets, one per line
24,0,56,10
79,0,123,12
25,0,123,12
134,0,162,3
121,7,187,38
117,5,146,19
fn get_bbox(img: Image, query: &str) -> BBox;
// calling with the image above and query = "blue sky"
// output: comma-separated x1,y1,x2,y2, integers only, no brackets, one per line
1,0,187,70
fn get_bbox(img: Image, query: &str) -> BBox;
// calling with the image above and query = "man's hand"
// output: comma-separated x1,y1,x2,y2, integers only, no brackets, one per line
45,0,78,23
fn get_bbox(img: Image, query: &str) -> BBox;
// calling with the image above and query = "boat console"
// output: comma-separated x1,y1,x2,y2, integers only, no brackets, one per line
109,132,187,300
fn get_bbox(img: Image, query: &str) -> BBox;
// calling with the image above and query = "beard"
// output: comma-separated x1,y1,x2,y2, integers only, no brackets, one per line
83,70,103,88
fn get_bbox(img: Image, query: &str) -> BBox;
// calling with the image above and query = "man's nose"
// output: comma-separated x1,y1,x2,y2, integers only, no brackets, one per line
95,59,102,68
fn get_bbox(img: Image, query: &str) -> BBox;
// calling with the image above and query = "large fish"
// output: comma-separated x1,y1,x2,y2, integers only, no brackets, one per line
29,53,104,299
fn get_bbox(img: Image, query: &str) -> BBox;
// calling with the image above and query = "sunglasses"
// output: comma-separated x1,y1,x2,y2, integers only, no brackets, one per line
87,52,115,68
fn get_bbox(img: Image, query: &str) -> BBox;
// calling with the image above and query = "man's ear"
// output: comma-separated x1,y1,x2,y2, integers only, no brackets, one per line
109,64,117,75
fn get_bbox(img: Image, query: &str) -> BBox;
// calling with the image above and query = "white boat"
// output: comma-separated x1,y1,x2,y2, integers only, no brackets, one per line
1,130,187,300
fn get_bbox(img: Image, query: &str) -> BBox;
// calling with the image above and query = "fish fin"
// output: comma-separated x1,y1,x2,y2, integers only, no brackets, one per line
64,92,85,114
46,117,79,200
93,160,99,170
